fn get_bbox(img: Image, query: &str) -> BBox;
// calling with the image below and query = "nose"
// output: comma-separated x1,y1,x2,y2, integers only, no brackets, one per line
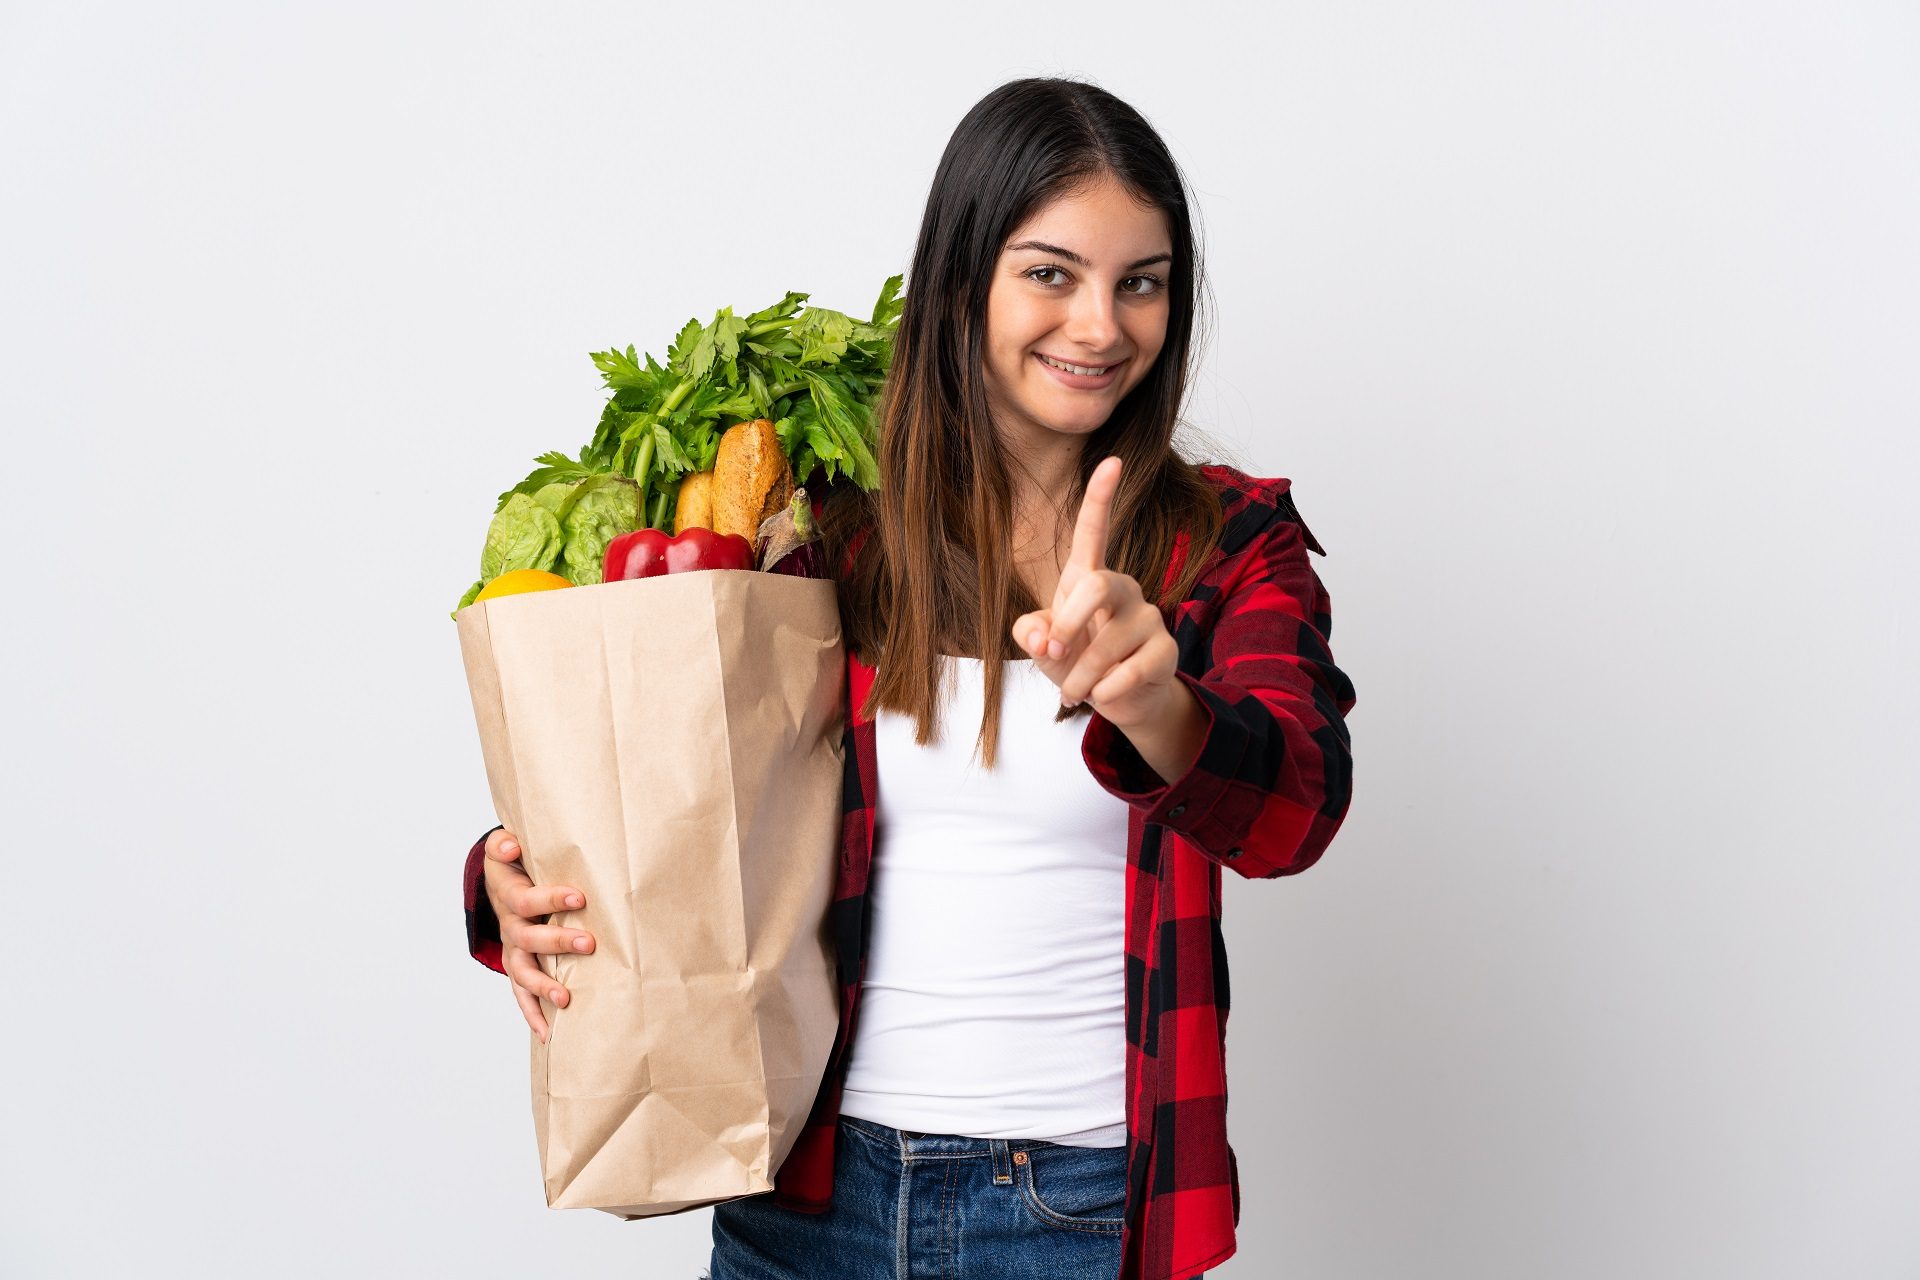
1061,282,1123,355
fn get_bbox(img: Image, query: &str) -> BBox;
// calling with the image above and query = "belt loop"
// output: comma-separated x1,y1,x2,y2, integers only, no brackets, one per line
990,1138,1012,1184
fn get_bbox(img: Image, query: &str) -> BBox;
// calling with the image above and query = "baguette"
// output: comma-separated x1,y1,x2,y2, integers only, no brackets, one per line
712,418,793,544
674,468,715,533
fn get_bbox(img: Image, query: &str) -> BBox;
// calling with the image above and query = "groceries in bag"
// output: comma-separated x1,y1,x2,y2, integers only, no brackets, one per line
450,278,898,1219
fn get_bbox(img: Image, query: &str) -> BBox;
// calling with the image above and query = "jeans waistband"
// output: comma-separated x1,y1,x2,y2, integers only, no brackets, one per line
840,1113,1054,1183
838,1113,1127,1162
839,1112,1038,1148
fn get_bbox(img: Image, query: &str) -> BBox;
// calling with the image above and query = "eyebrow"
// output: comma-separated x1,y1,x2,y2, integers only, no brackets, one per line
1004,240,1173,270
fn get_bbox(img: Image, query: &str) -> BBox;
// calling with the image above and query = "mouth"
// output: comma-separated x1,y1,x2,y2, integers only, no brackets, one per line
1034,351,1125,388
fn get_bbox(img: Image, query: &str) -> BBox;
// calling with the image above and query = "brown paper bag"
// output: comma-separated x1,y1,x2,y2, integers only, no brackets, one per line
455,568,845,1218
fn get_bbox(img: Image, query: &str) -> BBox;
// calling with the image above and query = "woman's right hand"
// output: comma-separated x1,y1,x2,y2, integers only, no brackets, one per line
481,827,595,1044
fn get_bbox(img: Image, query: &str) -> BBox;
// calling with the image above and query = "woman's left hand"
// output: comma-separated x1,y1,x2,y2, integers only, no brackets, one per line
1012,456,1180,730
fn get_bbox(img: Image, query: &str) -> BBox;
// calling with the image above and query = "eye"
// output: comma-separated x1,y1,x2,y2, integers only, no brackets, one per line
1022,266,1168,296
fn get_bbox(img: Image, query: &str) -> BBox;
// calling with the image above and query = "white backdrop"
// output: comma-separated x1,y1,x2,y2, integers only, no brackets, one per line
3,3,1915,1277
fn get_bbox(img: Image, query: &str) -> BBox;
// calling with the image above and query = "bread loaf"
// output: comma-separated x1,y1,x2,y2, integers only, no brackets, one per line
712,418,793,543
673,469,714,533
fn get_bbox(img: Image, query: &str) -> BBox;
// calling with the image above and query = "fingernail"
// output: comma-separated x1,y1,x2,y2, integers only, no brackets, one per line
566,894,583,908
550,988,563,1003
572,935,590,952
1048,639,1065,659
502,841,519,855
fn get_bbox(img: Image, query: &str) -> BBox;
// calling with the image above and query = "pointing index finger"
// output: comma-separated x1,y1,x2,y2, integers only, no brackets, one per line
1069,456,1122,572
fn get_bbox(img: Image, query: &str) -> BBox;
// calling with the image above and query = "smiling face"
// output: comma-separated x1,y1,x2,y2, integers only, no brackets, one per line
981,170,1174,458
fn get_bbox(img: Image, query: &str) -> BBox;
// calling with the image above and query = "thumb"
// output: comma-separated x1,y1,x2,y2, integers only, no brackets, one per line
486,827,523,863
1015,609,1052,658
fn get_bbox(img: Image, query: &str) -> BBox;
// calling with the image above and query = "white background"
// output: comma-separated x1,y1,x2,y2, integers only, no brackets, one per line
3,2,1916,1276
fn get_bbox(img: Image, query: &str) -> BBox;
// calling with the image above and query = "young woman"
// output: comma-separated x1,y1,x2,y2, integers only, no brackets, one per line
461,77,1358,1280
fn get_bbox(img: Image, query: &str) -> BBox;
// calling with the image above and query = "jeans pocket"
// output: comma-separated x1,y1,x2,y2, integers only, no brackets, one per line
1015,1142,1129,1234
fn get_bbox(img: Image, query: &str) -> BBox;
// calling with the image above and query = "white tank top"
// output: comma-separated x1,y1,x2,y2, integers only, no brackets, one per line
839,654,1131,1147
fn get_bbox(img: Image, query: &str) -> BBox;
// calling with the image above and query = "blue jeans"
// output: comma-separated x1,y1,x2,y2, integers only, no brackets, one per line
705,1113,1203,1279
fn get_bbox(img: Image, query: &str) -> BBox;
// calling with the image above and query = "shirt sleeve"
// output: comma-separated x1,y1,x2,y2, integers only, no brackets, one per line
465,825,507,974
1080,509,1357,878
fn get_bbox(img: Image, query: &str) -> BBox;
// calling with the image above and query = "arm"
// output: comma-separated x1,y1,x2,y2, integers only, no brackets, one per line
465,825,507,973
1080,512,1357,878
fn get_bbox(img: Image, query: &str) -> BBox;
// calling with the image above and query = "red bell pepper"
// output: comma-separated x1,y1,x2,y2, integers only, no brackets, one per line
602,526,755,582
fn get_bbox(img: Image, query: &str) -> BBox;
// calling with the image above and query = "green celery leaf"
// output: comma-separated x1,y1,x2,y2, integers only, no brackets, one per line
871,273,904,327
790,307,855,366
685,317,720,382
713,309,746,363
590,344,653,392
666,316,703,372
746,290,809,327
649,421,696,476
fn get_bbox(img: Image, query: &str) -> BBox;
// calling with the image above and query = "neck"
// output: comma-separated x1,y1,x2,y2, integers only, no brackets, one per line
1002,434,1086,545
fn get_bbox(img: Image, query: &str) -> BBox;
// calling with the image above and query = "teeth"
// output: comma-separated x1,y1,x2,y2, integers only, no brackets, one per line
1039,353,1113,377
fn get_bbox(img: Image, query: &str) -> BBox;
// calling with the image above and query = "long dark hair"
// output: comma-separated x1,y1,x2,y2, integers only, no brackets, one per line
818,75,1228,768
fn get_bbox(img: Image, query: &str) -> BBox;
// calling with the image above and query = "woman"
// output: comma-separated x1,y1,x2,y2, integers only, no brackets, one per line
461,77,1357,1280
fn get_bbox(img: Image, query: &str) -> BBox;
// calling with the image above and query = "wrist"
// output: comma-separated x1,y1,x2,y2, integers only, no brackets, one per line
1112,677,1208,787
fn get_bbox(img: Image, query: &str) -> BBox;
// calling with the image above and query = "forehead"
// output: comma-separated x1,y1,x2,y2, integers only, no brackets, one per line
1003,174,1170,257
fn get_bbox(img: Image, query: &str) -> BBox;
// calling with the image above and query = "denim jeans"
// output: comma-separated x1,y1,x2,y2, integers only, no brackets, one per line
704,1113,1204,1279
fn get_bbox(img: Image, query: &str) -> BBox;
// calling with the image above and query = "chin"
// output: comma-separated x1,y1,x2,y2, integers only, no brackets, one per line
989,376,1125,440
1043,422,1110,443
1040,394,1126,434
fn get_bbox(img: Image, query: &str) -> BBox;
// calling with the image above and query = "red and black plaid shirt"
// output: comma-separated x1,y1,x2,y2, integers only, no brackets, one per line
462,463,1358,1280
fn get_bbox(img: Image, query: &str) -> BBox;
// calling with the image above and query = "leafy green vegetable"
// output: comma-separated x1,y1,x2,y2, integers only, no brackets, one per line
457,275,901,614
481,493,565,582
493,451,593,513
530,482,575,517
500,274,901,513
453,579,484,617
557,474,643,585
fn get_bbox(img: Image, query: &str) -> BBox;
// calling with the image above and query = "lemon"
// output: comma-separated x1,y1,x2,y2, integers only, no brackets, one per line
474,569,574,601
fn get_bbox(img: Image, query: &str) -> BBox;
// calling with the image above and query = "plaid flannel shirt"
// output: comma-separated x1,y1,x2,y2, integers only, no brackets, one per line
462,462,1358,1280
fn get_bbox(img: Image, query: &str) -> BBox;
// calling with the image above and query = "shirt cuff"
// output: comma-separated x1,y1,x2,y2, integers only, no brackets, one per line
465,826,506,974
1079,670,1263,863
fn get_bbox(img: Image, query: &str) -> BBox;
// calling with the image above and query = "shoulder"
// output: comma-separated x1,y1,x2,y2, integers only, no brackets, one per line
1195,462,1328,559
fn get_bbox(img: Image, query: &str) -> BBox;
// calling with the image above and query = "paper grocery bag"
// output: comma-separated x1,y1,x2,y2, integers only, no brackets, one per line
455,568,845,1219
